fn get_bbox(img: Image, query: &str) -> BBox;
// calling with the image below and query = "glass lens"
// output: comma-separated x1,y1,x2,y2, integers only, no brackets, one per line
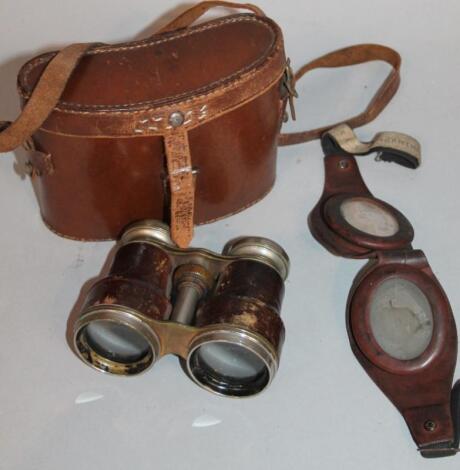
189,341,269,396
85,320,150,363
340,197,399,237
369,278,434,360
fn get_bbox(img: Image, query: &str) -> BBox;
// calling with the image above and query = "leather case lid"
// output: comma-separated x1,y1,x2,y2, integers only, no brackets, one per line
17,14,280,112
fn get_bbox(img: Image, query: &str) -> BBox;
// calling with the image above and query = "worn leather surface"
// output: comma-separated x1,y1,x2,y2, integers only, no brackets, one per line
309,132,459,455
0,1,402,243
20,13,286,241
30,81,283,240
0,43,91,152
82,243,173,320
196,259,286,354
278,44,401,145
348,253,457,451
158,1,265,33
19,17,277,111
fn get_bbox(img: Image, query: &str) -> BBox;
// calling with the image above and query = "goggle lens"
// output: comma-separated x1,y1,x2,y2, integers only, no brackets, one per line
340,197,399,237
369,277,434,361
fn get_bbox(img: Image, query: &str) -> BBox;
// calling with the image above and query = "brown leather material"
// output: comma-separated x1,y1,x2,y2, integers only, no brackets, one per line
164,129,195,248
0,1,402,244
308,154,415,258
279,44,401,145
82,242,173,322
0,43,92,152
18,16,283,136
157,1,265,33
348,252,457,451
30,82,283,241
309,133,459,455
196,259,285,355
13,12,286,242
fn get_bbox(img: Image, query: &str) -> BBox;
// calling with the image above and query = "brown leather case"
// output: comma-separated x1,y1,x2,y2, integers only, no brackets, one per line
0,1,402,247
18,13,287,245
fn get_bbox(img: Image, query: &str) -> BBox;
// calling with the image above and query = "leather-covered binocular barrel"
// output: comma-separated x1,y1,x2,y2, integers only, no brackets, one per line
72,220,289,397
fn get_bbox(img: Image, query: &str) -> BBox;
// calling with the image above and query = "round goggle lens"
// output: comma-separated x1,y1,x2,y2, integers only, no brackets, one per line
340,197,399,237
189,341,270,397
85,320,151,364
369,277,434,360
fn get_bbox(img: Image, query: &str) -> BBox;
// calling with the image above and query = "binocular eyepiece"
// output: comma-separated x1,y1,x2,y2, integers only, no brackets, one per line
72,220,289,398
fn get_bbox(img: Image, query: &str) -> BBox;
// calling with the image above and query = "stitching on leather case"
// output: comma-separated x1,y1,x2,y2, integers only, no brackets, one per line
27,44,282,120
34,69,283,137
91,16,270,54
20,15,279,110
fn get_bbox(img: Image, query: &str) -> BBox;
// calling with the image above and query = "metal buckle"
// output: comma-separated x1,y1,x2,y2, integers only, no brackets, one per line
280,59,298,122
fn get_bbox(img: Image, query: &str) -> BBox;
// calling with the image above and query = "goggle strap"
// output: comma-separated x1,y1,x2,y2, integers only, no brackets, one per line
321,124,421,169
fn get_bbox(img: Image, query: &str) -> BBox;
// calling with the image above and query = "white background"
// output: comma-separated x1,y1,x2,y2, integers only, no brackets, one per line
0,1,459,469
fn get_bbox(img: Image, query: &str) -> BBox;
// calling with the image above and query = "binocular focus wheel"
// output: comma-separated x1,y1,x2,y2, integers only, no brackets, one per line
222,236,290,280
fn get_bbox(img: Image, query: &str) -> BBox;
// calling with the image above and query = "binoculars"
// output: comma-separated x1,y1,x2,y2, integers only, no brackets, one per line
72,220,289,398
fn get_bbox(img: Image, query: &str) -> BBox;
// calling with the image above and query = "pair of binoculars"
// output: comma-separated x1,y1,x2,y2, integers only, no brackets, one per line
72,220,289,397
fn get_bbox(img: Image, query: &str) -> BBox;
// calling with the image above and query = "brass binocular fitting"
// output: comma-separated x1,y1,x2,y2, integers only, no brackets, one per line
72,220,289,397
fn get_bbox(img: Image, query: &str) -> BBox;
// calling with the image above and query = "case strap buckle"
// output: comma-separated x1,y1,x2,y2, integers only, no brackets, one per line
281,59,298,122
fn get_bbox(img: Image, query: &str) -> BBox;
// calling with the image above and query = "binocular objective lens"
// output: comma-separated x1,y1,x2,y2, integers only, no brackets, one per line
189,341,269,397
197,342,266,379
85,320,151,364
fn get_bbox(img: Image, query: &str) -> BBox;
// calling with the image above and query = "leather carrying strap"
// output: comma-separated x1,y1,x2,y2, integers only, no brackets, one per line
158,1,265,33
0,1,265,153
157,1,265,247
0,6,401,154
164,130,195,248
0,1,266,248
0,44,401,154
0,43,92,153
278,44,401,146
